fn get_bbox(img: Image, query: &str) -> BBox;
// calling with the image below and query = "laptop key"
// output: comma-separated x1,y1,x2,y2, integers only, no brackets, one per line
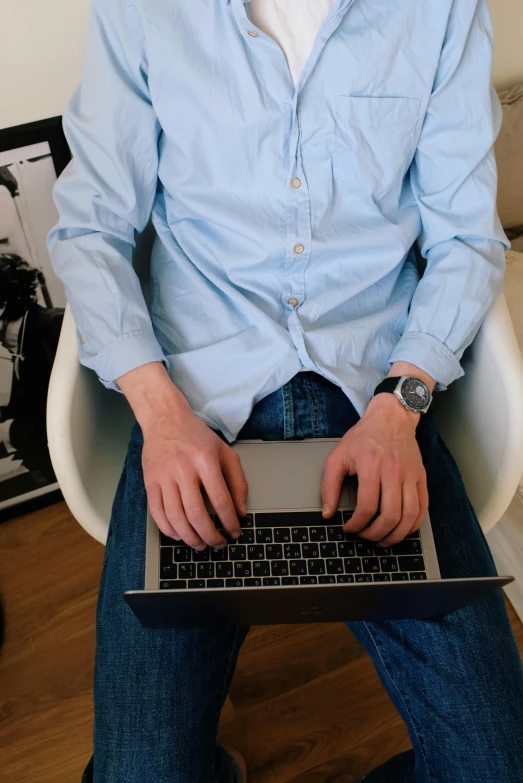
160,562,178,579
391,540,422,556
237,529,255,545
355,574,373,582
234,562,252,578
356,541,374,558
337,542,355,558
321,543,337,558
362,557,380,573
380,557,398,572
309,527,327,542
271,561,289,576
290,560,307,576
211,547,227,561
253,562,270,577
391,573,409,581
409,572,427,580
188,580,206,589
319,575,336,584
326,558,344,574
284,544,301,559
216,562,233,579
282,576,299,585
229,545,247,561
274,528,291,543
263,577,281,586
373,543,391,556
240,514,254,528
244,577,262,587
207,579,225,588
197,563,214,579
342,510,354,523
174,546,191,562
300,576,318,585
308,559,326,575
160,549,177,579
302,543,319,559
179,563,196,579
327,527,344,542
160,532,177,547
226,579,244,588
292,527,309,543
337,574,354,583
373,573,391,582
256,529,273,544
266,544,283,559
247,545,265,560
406,530,420,539
344,558,362,574
398,556,425,572
192,548,210,561
344,531,359,541
160,580,187,589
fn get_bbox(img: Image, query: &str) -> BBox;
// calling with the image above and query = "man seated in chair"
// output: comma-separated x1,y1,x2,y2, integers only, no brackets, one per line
48,1,523,781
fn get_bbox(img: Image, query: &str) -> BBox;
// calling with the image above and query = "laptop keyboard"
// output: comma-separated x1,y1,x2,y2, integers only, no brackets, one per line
158,510,427,589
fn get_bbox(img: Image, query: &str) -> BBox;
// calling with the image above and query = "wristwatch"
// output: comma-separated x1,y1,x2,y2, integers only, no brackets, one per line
373,376,432,414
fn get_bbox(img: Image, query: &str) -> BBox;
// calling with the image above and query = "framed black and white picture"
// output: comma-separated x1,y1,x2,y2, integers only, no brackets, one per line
0,117,71,519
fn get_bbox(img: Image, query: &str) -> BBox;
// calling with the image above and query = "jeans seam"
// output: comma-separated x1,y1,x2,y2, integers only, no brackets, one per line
306,375,322,438
361,620,434,783
282,383,294,439
211,626,245,783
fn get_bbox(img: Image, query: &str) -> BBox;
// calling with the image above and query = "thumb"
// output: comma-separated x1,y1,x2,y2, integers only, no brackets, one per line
221,447,249,517
320,449,347,519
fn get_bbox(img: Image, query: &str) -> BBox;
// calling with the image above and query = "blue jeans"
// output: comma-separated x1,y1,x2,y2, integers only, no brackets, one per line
84,372,523,782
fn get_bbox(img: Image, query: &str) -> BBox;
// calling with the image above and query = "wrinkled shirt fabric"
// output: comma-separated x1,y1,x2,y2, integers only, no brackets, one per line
48,0,508,442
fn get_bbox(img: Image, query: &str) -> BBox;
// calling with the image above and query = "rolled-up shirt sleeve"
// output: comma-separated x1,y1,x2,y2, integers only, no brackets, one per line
388,0,510,391
47,0,166,392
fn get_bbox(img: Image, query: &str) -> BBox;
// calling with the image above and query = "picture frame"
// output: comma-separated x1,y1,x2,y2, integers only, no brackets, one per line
0,117,71,521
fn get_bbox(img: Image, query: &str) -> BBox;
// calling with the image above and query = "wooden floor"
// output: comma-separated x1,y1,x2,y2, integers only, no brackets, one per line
1,501,522,783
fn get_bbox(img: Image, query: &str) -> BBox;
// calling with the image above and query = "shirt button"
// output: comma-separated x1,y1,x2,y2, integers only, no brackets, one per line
294,244,305,254
291,178,301,189
80,335,86,344
247,29,259,37
287,298,299,307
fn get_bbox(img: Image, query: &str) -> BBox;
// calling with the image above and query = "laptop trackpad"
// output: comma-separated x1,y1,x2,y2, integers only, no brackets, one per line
231,439,357,511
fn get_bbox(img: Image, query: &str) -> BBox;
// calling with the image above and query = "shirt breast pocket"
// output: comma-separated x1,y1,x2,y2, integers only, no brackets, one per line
333,96,422,199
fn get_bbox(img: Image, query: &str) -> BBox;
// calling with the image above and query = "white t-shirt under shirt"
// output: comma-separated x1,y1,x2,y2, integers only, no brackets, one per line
248,0,333,86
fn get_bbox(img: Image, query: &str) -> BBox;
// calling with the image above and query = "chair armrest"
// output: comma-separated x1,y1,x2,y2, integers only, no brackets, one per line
432,294,523,534
46,305,133,544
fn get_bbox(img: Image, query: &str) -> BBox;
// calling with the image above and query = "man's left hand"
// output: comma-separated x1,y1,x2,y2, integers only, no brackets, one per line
320,393,429,547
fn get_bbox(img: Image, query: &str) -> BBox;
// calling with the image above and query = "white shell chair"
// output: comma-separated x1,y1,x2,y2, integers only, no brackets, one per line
47,230,523,544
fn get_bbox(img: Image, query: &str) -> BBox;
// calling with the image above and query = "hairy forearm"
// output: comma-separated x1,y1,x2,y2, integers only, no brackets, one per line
116,361,193,435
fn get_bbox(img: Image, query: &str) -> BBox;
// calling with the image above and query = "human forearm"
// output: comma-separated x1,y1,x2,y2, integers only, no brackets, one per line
116,361,193,436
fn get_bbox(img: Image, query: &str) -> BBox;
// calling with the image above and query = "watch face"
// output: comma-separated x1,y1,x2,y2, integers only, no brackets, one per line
401,377,429,410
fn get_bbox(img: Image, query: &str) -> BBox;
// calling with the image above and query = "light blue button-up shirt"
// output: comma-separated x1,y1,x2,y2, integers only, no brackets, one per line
48,0,508,442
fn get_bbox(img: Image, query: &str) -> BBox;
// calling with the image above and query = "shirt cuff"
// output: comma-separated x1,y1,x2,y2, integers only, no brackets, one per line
387,331,464,392
89,330,169,393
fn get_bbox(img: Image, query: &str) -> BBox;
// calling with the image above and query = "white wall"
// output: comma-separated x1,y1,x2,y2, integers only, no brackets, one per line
1,0,523,130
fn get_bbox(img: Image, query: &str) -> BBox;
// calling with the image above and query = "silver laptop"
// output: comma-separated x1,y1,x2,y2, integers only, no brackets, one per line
124,438,513,626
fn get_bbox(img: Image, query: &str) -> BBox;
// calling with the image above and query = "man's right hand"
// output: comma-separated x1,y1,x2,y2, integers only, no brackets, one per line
116,362,248,550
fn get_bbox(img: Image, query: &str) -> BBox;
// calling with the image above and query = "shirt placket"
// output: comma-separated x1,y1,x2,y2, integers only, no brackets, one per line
232,0,356,367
